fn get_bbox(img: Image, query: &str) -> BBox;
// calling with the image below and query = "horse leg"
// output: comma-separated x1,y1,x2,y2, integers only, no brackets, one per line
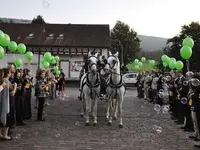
118,96,124,128
113,99,118,120
85,95,90,126
80,97,86,118
108,98,113,126
106,95,111,120
93,98,98,126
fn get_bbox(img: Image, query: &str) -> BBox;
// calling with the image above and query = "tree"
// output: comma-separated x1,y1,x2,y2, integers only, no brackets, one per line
111,21,141,69
32,15,46,24
166,22,200,71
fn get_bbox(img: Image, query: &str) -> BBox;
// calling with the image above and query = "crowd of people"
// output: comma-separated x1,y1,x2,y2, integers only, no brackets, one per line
137,70,200,148
0,64,65,141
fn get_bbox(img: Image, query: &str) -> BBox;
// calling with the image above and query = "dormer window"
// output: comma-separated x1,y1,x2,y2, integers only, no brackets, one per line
26,33,34,38
28,33,34,37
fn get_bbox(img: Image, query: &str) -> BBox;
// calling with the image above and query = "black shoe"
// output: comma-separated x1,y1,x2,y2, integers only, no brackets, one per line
194,137,200,142
16,122,26,126
176,122,184,125
10,126,15,129
194,145,200,148
184,128,194,132
37,118,45,121
180,126,187,129
189,135,196,139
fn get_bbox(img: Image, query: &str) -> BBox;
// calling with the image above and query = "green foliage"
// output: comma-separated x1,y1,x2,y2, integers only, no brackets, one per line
111,21,141,67
32,15,46,24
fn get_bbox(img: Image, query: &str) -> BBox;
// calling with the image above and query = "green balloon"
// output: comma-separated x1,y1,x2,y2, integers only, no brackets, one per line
182,37,194,48
41,58,45,64
8,41,17,52
149,60,156,66
17,43,26,54
163,62,168,67
52,59,57,64
171,57,176,62
56,70,61,76
134,59,139,64
141,57,146,62
0,34,10,47
25,51,33,61
169,60,176,70
138,62,142,67
180,46,192,60
134,65,140,71
0,30,4,40
164,56,170,65
176,61,184,71
42,61,50,69
161,55,168,62
44,52,52,62
55,56,60,62
54,66,59,71
14,58,23,68
0,46,5,59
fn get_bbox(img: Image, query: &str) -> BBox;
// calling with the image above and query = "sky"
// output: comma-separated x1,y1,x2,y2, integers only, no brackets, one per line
0,0,200,38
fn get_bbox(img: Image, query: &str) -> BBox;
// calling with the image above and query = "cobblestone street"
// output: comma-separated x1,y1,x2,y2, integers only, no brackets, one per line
0,87,197,150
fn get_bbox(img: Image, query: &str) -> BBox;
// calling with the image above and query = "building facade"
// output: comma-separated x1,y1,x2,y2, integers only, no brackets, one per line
0,23,110,80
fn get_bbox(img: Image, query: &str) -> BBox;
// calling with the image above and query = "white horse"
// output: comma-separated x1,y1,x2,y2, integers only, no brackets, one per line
104,51,126,128
81,52,101,126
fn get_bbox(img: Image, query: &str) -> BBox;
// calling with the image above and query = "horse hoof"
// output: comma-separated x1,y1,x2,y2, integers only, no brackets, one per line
119,124,123,128
108,122,112,126
113,116,117,120
85,122,90,126
93,123,97,126
80,114,84,118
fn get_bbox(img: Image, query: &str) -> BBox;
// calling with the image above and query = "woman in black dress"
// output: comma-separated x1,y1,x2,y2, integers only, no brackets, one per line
14,70,26,126
23,69,33,120
58,69,65,96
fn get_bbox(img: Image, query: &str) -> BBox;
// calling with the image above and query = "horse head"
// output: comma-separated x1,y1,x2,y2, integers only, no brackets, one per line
87,51,99,75
104,51,120,74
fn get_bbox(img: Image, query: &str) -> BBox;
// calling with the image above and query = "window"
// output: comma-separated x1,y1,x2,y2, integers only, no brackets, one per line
26,33,34,39
125,74,137,78
49,34,54,37
57,34,64,39
28,33,34,37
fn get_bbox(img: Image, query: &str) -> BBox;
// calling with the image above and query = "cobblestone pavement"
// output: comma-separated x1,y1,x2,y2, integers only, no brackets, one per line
0,87,198,150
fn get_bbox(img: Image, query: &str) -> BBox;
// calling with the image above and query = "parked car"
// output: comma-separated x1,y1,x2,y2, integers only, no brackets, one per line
122,72,138,87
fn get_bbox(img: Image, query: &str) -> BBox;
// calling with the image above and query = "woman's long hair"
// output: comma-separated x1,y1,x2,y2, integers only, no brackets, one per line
3,68,10,78
36,69,45,80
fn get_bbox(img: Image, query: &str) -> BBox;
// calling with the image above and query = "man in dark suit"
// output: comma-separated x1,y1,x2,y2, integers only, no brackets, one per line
178,72,194,132
175,71,185,125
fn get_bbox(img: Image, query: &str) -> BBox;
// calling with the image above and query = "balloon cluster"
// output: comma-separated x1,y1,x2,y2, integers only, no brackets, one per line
0,30,34,68
161,55,183,71
132,57,156,71
40,52,60,76
161,36,194,71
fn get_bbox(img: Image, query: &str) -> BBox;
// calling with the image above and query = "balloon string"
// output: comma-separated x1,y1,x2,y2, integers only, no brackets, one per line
186,60,190,72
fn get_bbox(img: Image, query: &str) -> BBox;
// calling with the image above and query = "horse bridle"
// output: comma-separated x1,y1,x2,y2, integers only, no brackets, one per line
105,55,117,70
87,56,99,72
